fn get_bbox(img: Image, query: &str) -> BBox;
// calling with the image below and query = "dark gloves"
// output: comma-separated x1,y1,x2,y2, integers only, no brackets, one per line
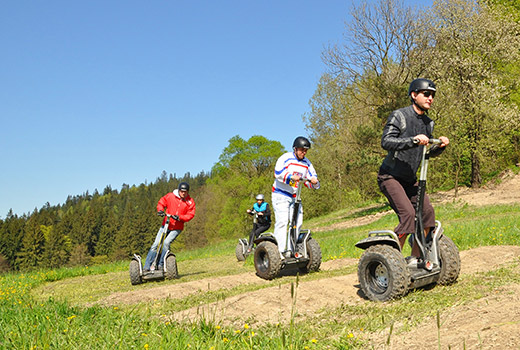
171,215,179,221
157,210,165,217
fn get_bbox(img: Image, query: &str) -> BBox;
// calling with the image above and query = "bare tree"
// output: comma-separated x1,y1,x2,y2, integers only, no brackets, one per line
323,0,416,84
415,0,520,187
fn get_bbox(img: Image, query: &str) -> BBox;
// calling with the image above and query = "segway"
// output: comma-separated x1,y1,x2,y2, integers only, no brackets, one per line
355,139,460,301
129,213,178,285
236,209,269,261
254,177,322,280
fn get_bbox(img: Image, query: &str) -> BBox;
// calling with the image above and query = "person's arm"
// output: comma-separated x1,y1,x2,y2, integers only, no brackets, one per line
157,194,168,212
178,199,196,222
381,111,416,151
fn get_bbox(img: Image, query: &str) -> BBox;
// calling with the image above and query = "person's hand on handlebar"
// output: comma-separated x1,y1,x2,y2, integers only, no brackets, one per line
309,177,318,185
291,174,302,182
439,136,449,147
413,134,430,145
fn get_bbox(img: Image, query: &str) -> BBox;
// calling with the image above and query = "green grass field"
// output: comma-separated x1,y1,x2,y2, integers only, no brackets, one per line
1,203,520,349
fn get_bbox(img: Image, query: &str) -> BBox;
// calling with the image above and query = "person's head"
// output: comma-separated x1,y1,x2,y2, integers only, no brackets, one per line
408,78,436,113
292,136,311,160
178,182,190,198
255,194,264,203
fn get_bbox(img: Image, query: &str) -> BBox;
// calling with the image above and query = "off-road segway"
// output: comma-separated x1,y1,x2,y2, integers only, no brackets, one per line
254,178,322,280
236,209,272,261
129,213,178,285
236,210,259,261
355,139,460,301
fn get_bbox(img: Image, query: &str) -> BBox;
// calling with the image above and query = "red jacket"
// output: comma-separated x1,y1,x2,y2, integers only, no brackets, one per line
157,189,196,231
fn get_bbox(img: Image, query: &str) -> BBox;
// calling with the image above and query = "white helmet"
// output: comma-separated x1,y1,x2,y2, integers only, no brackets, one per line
255,194,264,201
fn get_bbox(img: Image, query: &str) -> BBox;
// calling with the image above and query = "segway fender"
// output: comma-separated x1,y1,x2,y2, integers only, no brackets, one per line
132,254,143,275
355,230,401,251
254,232,277,246
297,229,311,243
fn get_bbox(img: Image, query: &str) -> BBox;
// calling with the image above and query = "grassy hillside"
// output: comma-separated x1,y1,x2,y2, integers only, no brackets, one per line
1,203,520,349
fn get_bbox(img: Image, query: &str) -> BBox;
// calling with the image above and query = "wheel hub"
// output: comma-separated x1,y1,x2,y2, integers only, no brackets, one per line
374,263,389,288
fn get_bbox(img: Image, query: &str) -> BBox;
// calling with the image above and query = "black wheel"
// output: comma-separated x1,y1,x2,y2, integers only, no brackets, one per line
254,241,282,280
437,235,460,285
235,242,246,261
129,259,142,285
299,238,322,274
358,245,410,301
165,254,178,280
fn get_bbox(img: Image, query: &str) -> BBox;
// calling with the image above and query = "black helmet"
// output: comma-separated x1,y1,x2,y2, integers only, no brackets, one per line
292,136,311,149
178,182,190,191
408,78,436,96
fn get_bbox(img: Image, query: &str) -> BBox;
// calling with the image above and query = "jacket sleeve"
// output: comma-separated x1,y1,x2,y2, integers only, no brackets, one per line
305,162,320,189
428,144,445,158
264,204,271,218
274,154,292,184
179,199,196,223
157,194,168,212
381,111,417,151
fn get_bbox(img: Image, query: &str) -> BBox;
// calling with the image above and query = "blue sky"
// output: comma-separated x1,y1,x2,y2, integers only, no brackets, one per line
1,1,427,218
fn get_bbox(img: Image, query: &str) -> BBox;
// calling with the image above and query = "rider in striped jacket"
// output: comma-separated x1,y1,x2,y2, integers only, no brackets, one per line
271,136,320,256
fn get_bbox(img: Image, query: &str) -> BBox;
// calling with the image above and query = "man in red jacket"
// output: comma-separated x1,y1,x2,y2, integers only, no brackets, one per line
144,182,196,270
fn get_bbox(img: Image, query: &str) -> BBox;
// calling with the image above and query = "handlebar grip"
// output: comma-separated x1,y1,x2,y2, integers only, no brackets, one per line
429,138,442,145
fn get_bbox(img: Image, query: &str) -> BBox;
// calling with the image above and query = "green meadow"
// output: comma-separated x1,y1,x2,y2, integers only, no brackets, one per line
1,202,520,349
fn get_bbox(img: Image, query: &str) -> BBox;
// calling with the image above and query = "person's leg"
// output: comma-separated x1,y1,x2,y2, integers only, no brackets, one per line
247,224,258,251
407,184,436,257
255,224,270,237
158,229,181,267
378,177,416,241
272,193,292,254
144,228,163,270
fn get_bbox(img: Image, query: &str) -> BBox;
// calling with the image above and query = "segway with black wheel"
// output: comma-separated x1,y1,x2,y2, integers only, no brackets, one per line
129,214,179,285
355,139,460,301
236,209,272,261
254,177,322,280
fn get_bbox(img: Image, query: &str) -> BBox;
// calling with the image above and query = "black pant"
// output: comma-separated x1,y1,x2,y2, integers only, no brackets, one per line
248,223,270,248
377,174,435,236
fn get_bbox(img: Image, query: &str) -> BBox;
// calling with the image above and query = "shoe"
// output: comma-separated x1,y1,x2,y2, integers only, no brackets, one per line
405,256,418,267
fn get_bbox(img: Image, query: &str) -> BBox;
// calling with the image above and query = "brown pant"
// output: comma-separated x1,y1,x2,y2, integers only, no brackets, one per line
378,174,435,236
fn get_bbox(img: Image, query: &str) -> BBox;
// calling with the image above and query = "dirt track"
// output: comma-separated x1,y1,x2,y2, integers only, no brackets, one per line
99,171,520,349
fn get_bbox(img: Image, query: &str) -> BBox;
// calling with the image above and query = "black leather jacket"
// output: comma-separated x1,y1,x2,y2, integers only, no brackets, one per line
379,105,444,181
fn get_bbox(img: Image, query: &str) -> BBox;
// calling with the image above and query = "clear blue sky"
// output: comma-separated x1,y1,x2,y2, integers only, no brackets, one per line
1,1,427,218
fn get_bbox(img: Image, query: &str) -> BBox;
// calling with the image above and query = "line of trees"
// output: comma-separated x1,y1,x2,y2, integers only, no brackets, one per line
1,0,519,272
302,0,520,215
0,171,209,272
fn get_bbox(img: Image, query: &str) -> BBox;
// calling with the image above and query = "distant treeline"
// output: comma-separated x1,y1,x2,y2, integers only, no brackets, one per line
0,171,210,272
2,0,519,272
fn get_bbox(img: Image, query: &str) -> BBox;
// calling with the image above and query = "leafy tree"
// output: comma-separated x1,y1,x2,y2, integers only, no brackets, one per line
207,135,285,240
413,0,520,187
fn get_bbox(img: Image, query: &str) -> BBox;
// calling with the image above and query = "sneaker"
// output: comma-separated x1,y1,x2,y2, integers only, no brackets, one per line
405,256,418,267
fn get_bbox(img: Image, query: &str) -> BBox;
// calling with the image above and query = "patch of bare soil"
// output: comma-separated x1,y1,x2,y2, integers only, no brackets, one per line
98,172,520,348
164,246,520,329
370,283,520,350
432,168,520,207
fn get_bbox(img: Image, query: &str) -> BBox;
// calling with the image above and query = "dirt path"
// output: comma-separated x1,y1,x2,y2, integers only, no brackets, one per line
98,171,520,348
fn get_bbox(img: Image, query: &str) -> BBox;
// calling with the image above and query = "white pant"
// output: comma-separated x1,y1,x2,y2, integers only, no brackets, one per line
272,192,303,253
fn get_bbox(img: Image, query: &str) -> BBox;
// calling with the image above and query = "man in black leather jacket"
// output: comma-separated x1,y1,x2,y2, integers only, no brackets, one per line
378,78,449,261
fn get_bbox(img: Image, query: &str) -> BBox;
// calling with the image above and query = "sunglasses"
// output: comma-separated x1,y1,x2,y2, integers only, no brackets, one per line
421,90,436,98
